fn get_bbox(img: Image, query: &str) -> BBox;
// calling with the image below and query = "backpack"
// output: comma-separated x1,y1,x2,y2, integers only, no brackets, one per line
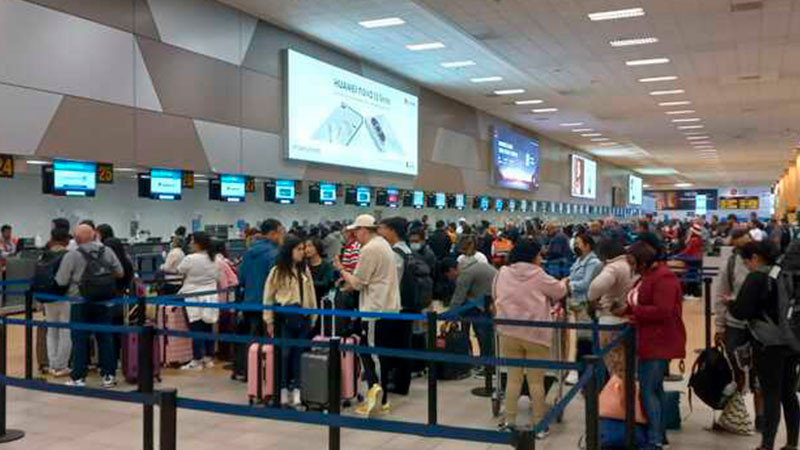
688,346,733,410
726,253,737,293
750,266,800,353
31,249,68,299
77,247,117,301
393,247,433,312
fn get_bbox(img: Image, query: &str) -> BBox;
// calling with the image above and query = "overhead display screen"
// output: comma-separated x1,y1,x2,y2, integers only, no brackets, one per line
286,49,419,175
648,189,719,211
571,155,597,199
628,175,643,206
220,175,245,202
319,183,336,205
720,196,759,210
453,194,465,210
150,169,182,200
54,160,96,197
491,126,540,191
434,192,446,209
412,190,425,209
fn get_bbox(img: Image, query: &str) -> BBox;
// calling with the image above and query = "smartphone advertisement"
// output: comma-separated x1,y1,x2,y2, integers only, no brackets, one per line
628,175,643,205
491,126,540,191
286,50,419,176
571,154,597,199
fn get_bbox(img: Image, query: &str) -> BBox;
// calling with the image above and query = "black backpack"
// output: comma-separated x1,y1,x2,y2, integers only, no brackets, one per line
31,249,68,299
78,247,117,301
394,247,433,312
688,346,733,410
750,267,800,353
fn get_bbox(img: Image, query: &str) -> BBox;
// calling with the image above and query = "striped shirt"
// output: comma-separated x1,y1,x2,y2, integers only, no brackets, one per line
340,240,361,273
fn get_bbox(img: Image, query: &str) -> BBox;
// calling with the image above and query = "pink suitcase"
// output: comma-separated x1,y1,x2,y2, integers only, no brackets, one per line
122,329,162,384
247,343,274,405
159,306,193,366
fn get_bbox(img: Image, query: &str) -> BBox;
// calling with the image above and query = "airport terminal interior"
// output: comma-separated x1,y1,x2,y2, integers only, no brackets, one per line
3,0,800,449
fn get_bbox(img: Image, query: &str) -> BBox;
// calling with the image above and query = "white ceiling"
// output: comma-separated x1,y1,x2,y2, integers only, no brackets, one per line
218,0,800,187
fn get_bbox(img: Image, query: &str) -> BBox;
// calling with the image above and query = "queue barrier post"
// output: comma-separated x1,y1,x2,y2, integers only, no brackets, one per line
0,318,25,443
584,355,601,450
703,277,713,350
328,338,342,450
624,328,637,450
23,291,32,380
158,389,177,450
426,311,438,426
272,317,283,409
137,296,155,450
514,429,535,450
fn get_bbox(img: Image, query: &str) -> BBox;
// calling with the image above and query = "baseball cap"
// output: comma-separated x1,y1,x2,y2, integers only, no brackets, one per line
346,214,378,231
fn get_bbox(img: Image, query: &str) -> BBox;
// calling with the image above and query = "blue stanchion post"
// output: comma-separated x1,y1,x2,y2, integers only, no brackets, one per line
23,291,32,380
624,328,636,450
328,338,341,450
159,389,177,450
426,311,438,426
0,318,25,443
584,355,601,450
137,295,155,450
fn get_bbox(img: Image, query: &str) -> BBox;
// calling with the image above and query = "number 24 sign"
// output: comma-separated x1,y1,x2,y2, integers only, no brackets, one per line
0,155,14,178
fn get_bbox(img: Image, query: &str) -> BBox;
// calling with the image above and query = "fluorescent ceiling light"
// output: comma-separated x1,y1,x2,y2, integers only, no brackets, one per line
470,76,502,83
678,125,704,130
671,118,701,123
582,133,603,137
650,89,685,96
441,60,475,68
515,99,544,105
626,58,670,66
25,159,49,165
405,42,445,51
695,146,715,150
599,142,619,146
495,89,525,95
643,184,651,188
359,17,405,28
639,76,678,83
591,138,610,142
560,122,584,127
683,131,706,135
659,101,692,106
588,8,645,21
589,148,645,158
610,37,659,47
691,141,712,145
114,167,137,172
666,110,695,115
532,108,558,113
637,168,678,175
572,128,594,132
675,183,693,188
686,136,710,140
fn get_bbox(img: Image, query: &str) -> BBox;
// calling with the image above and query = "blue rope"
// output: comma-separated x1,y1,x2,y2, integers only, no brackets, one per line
0,375,156,405
0,280,29,287
534,368,594,433
2,318,142,335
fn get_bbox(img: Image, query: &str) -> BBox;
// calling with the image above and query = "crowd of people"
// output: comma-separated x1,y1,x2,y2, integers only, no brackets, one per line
9,209,800,450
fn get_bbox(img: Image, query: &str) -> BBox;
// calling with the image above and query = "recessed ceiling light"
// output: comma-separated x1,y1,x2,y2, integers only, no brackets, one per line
441,60,475,68
25,159,49,165
495,89,525,95
639,76,678,83
637,168,678,175
686,136,710,140
114,167,137,172
532,108,558,113
582,133,603,137
626,58,670,66
672,118,701,123
666,110,695,115
561,122,584,127
591,138,610,142
405,42,445,51
659,101,692,106
470,76,503,83
678,125,704,130
515,99,544,105
610,37,659,47
359,17,406,28
588,8,645,21
675,183,693,188
650,89,685,96
572,128,594,133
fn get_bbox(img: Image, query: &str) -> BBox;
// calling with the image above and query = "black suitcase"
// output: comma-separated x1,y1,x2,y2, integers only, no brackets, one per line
435,323,471,380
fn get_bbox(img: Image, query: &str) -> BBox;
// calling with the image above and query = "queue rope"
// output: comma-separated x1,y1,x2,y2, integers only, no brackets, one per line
534,367,594,434
0,375,156,405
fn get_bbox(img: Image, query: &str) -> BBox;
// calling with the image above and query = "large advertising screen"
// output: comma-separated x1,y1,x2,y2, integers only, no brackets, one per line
628,175,643,205
491,126,540,191
286,50,419,175
647,189,718,211
571,155,597,199
54,160,96,197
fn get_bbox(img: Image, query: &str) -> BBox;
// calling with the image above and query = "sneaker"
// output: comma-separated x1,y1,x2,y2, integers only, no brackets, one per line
203,359,215,369
291,388,302,406
536,429,550,440
102,375,117,388
662,435,670,448
50,368,70,378
565,371,579,385
357,384,383,417
180,360,202,371
380,402,391,414
66,378,86,387
280,388,290,406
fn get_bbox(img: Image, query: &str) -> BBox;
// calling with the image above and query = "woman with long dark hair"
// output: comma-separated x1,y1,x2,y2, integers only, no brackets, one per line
305,238,335,307
177,231,220,370
263,236,317,406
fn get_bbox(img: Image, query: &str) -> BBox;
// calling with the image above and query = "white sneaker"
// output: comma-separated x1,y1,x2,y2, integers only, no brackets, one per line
280,388,290,405
102,375,117,388
536,429,550,440
180,360,203,371
565,371,579,385
291,388,302,406
202,357,215,369
66,378,86,387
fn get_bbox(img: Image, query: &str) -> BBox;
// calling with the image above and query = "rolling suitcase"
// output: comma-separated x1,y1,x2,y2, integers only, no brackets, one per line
36,325,49,373
159,305,193,366
121,329,162,384
247,343,274,405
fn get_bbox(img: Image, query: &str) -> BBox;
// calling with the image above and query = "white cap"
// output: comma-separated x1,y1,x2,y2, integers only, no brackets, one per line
749,228,766,242
346,214,378,231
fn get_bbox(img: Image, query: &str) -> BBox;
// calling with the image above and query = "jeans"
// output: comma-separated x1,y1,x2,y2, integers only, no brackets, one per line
44,302,71,371
71,303,116,380
462,306,495,363
638,359,668,447
189,321,214,361
278,313,310,390
755,345,800,449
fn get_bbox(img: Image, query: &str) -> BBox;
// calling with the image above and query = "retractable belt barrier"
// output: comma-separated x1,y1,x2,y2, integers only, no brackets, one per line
0,282,636,450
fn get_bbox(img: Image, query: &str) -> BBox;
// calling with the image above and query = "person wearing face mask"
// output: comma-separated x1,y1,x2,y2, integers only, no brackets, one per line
565,232,603,382
408,227,437,274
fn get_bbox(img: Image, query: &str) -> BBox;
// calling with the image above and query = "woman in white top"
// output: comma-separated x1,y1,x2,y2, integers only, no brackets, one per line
177,232,220,370
160,235,185,295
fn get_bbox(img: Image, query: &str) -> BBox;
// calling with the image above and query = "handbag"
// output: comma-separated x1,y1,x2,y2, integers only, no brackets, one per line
715,392,753,435
598,375,648,424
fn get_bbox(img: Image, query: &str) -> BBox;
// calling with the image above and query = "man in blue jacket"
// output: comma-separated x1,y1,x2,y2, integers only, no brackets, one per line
234,218,284,380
